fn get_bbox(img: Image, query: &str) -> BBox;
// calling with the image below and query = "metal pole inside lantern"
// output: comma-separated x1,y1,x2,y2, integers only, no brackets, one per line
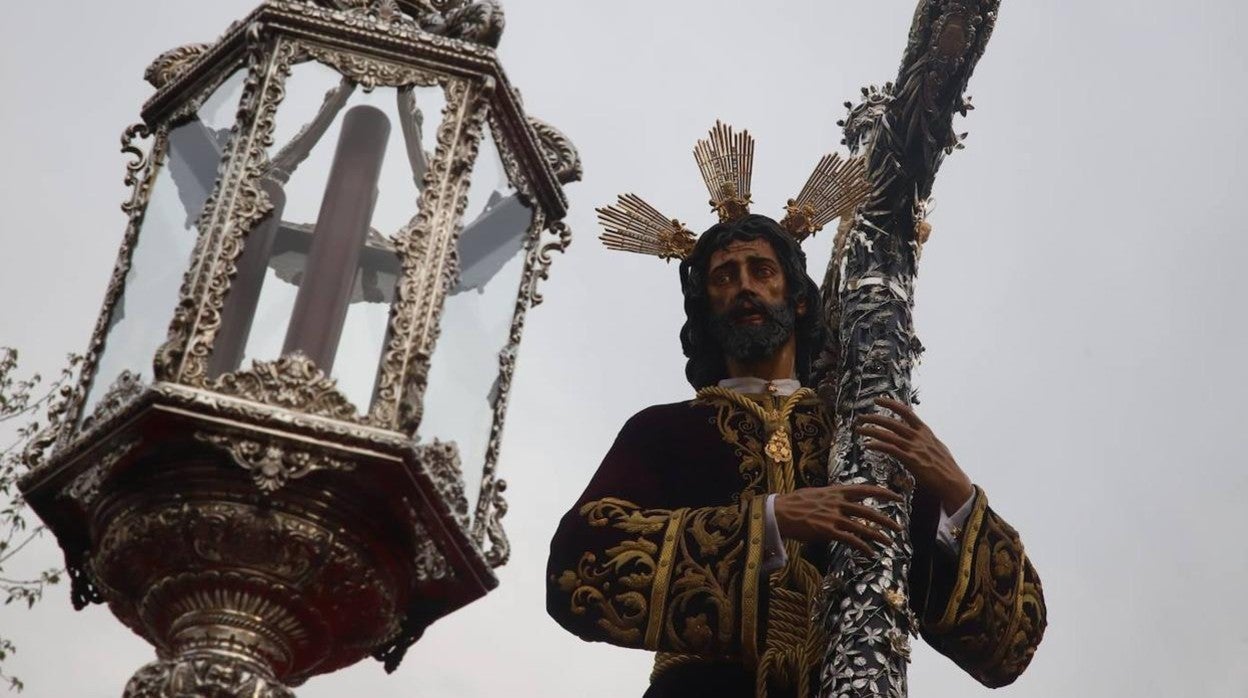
283,105,390,372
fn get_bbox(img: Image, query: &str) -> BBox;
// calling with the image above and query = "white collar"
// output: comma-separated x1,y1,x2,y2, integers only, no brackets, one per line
716,377,803,397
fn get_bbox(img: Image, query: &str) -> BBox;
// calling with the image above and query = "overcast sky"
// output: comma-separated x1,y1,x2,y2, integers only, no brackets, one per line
2,1,1247,697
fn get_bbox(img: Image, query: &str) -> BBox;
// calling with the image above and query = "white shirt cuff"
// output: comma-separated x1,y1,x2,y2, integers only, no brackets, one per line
935,490,976,553
762,494,788,573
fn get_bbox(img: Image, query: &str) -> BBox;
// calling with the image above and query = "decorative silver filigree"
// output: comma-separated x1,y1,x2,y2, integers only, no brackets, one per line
124,657,295,698
468,125,569,558
64,438,139,507
478,477,509,568
529,219,572,308
416,440,469,528
371,76,490,431
157,31,291,386
272,0,505,48
412,519,452,582
303,43,441,91
468,213,564,568
153,382,408,450
211,354,361,422
89,489,399,688
527,116,582,185
364,0,508,46
20,356,84,472
431,1,506,48
145,44,212,89
46,378,412,497
120,123,153,209
57,124,161,448
195,431,356,491
81,370,146,432
487,108,536,205
277,0,423,44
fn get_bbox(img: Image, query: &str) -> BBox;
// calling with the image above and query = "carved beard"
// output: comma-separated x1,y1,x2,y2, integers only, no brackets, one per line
708,293,796,363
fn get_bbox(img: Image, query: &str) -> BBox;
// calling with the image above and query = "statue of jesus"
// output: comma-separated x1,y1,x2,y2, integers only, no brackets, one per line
546,2,1045,697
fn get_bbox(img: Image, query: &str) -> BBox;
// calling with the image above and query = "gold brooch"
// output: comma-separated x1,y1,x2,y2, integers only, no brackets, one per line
765,429,793,464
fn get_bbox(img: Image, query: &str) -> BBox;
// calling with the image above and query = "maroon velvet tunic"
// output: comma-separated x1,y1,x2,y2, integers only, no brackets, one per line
546,390,1045,697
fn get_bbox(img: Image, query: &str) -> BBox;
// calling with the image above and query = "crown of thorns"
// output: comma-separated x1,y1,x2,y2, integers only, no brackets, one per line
596,121,872,262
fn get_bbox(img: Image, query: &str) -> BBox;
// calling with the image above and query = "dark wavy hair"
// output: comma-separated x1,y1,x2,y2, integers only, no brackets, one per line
678,214,827,388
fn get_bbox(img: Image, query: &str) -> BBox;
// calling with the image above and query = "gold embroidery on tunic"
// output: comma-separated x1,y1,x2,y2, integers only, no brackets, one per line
635,395,1045,691
937,489,990,630
647,507,689,649
700,394,768,493
929,488,1047,686
693,388,830,697
741,496,765,664
696,387,814,494
559,496,760,655
557,498,663,644
664,503,750,654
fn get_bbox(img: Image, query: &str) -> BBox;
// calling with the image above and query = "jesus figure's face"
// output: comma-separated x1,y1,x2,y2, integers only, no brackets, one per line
704,237,800,362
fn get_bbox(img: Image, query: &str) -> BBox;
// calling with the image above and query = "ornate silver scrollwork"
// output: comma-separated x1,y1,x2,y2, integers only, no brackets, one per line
81,370,146,432
149,382,410,453
155,33,293,386
477,476,509,568
486,110,535,204
272,1,422,44
19,355,84,472
334,0,506,46
145,44,212,89
57,124,161,448
529,219,572,308
527,116,582,185
70,52,246,440
372,76,490,431
411,518,452,582
92,488,402,686
120,123,153,209
211,354,361,422
64,438,140,507
195,431,356,492
416,440,469,529
274,0,505,48
428,1,506,48
466,212,562,568
302,43,441,91
124,657,296,698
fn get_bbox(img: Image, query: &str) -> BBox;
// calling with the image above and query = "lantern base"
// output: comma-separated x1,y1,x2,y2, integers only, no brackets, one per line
19,384,498,688
89,454,405,686
124,654,295,698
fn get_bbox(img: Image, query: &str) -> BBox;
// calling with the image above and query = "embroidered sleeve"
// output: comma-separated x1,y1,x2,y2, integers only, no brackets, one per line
920,488,1048,687
545,410,767,660
549,497,766,658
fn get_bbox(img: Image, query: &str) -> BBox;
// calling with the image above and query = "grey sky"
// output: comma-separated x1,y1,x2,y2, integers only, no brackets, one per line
2,1,1246,696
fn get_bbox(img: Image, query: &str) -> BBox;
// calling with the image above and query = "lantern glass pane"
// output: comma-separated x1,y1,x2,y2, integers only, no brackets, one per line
208,59,447,414
418,127,531,517
81,68,248,422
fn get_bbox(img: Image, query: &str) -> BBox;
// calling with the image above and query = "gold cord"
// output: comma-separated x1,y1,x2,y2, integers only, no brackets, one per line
695,386,825,697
